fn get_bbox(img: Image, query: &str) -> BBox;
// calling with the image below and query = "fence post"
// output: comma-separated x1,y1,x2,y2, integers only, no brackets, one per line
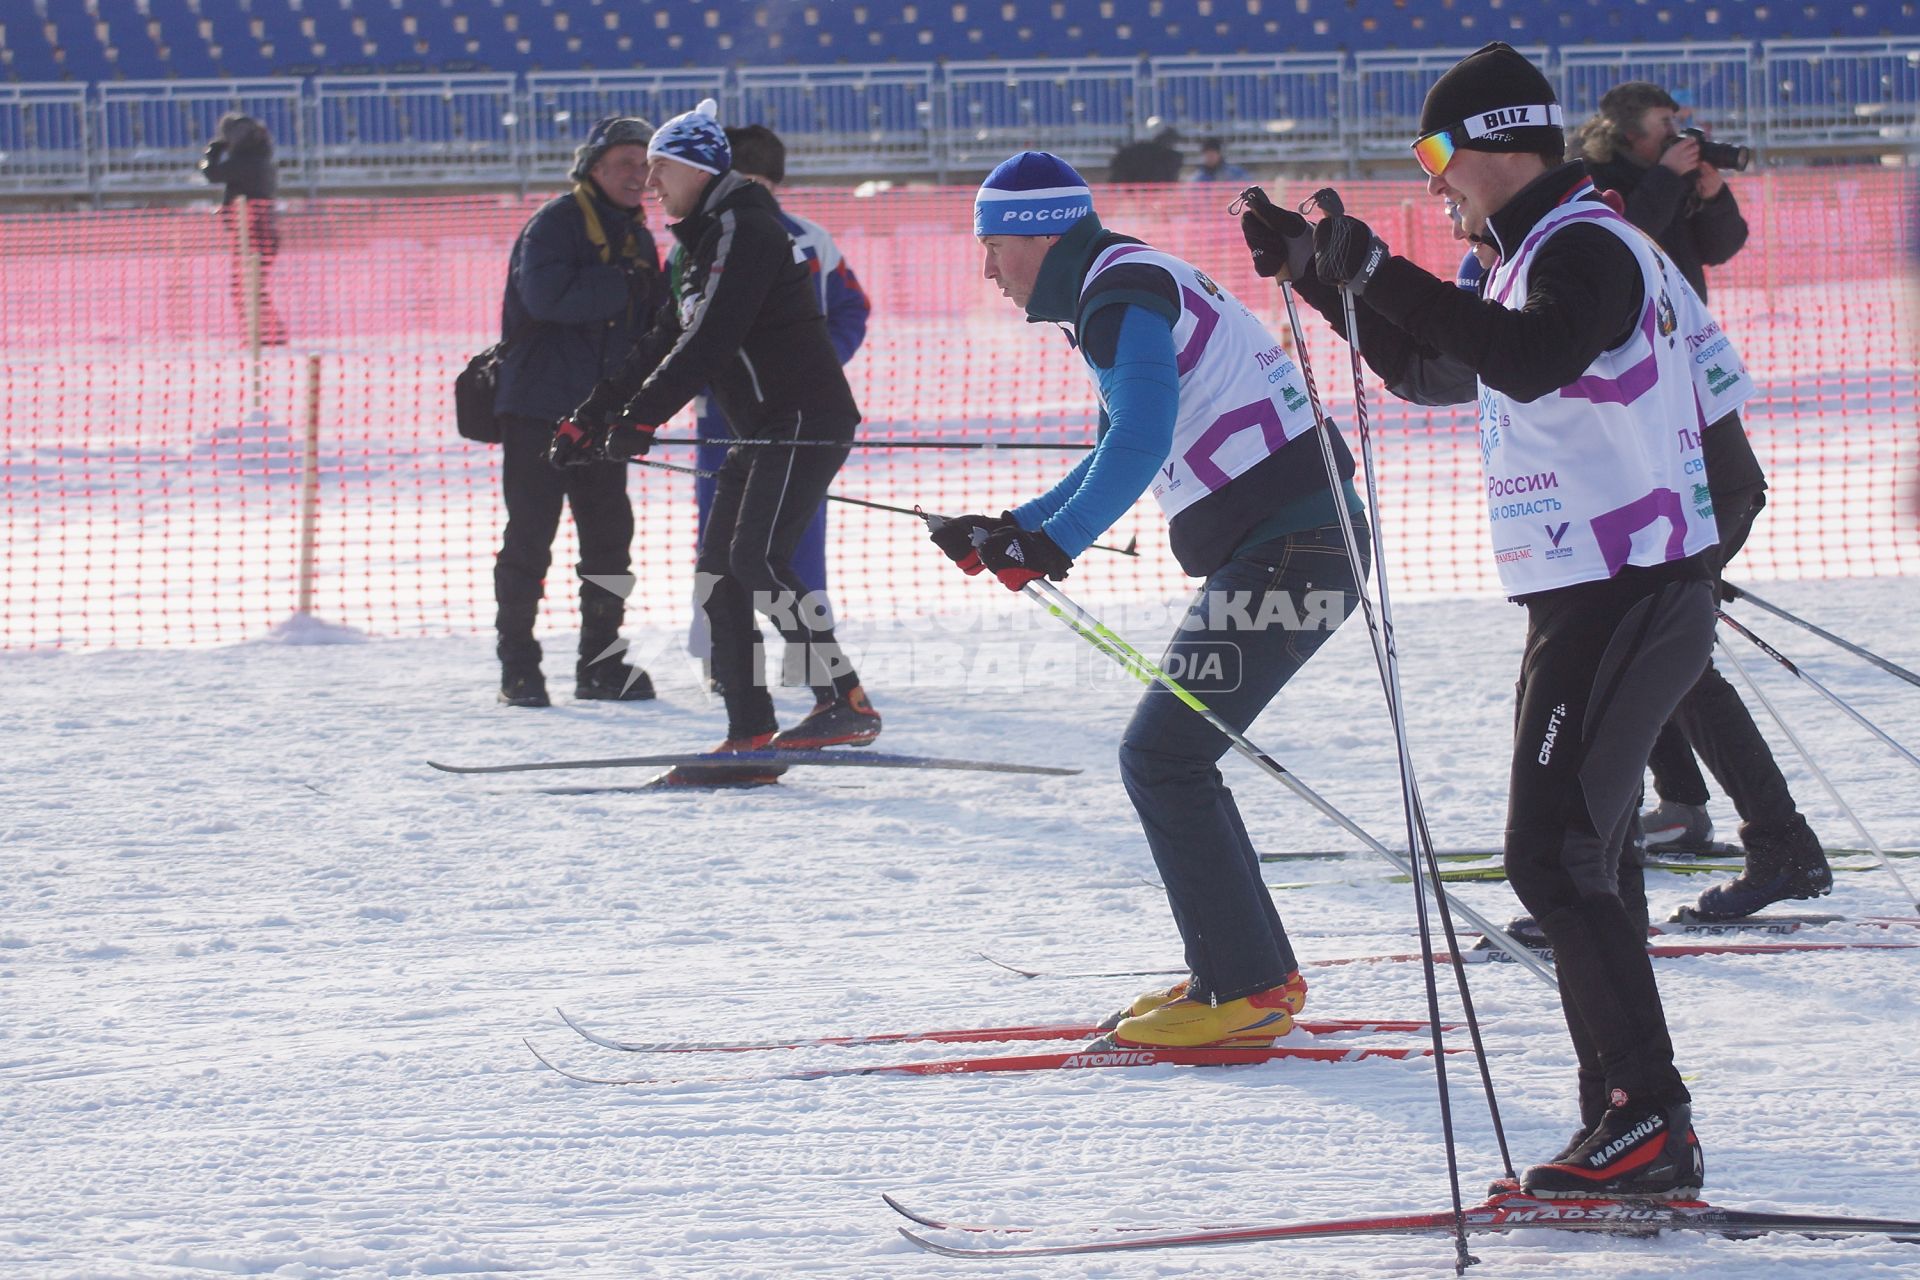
297,354,323,617
235,193,269,416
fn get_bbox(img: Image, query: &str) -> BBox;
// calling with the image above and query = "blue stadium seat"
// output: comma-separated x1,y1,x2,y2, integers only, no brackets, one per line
3,0,1918,78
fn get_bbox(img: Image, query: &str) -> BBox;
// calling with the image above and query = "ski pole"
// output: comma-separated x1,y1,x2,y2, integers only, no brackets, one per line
629,457,1140,558
1722,581,1920,690
1266,234,1517,1191
648,435,1094,451
1017,575,1556,987
1714,614,1920,914
1307,184,1495,1258
1716,611,1920,782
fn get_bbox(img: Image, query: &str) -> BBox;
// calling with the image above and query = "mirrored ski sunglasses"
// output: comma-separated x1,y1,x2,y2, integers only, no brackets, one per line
1411,103,1565,176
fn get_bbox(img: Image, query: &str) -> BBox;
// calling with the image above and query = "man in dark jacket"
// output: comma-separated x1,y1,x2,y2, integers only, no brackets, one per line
685,124,872,700
491,116,666,707
200,113,286,346
1579,84,1831,914
554,100,880,782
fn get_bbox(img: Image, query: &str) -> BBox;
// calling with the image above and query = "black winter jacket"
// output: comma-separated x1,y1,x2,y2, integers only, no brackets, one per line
201,136,277,203
1584,155,1749,303
494,186,664,424
593,170,859,439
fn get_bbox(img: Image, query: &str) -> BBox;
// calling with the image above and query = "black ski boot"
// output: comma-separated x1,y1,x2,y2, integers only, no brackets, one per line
575,657,655,701
770,685,881,748
1522,1093,1703,1200
499,661,550,708
1691,814,1832,921
1641,799,1713,851
496,627,549,706
575,593,653,701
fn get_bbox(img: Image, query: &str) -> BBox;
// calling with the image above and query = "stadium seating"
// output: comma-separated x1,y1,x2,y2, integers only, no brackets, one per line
3,0,1915,80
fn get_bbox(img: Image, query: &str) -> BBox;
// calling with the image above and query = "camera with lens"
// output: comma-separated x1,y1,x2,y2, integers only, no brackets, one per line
1673,126,1751,172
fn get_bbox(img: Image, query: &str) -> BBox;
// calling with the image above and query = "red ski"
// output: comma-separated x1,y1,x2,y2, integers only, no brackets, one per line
890,1190,1920,1257
525,1036,1449,1086
554,1007,1448,1055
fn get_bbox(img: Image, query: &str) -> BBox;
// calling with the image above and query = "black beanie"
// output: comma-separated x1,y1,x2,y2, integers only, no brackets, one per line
1419,42,1562,152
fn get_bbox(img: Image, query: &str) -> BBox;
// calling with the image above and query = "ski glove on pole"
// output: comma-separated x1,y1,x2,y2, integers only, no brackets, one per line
600,415,658,461
1313,213,1390,295
1237,187,1316,282
546,417,598,468
980,524,1073,591
929,513,1008,575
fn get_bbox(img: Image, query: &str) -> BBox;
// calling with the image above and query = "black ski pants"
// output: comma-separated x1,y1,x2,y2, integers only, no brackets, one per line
696,412,861,737
494,415,635,666
1645,485,1800,829
1505,573,1715,1114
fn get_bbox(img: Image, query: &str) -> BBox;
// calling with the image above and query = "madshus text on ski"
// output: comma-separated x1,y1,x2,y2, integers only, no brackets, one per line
462,69,1920,1269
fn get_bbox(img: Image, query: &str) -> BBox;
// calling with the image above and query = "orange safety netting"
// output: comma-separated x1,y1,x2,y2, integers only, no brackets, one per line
2,171,1916,649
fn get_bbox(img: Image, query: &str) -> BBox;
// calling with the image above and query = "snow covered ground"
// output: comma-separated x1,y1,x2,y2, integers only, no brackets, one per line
5,577,1920,1278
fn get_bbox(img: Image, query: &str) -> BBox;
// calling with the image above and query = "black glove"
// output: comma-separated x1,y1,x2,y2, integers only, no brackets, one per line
928,513,1006,576
979,525,1073,591
601,413,657,461
571,380,622,431
1314,214,1390,295
1237,188,1315,282
547,417,599,469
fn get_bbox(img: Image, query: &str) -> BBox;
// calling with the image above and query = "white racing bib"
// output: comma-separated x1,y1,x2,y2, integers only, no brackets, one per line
1478,196,1723,593
1078,243,1321,519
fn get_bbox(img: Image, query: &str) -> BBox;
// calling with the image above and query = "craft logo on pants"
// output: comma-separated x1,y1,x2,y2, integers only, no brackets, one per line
1537,703,1567,765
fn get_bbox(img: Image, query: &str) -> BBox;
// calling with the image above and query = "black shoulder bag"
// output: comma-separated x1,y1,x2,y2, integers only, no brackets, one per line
453,317,539,445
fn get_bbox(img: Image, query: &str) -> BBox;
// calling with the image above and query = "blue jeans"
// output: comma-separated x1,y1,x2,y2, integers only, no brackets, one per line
1118,521,1370,1003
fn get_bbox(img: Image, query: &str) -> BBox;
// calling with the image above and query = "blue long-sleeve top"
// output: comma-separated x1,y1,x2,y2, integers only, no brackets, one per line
1010,304,1180,556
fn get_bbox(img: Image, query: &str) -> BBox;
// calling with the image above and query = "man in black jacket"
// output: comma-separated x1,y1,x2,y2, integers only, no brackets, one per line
200,113,286,347
491,116,666,707
1579,83,1832,915
1248,43,1715,1199
555,100,880,781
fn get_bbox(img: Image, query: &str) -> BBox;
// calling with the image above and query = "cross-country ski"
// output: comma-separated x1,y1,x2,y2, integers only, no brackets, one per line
426,748,1081,777
526,1033,1451,1086
888,1191,1920,1257
554,1006,1448,1054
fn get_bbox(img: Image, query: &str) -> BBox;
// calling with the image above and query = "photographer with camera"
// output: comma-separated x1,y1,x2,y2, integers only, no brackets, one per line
1578,82,1832,919
1577,83,1748,303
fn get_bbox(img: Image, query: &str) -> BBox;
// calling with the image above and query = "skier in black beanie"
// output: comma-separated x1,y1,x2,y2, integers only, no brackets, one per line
1240,42,1726,1200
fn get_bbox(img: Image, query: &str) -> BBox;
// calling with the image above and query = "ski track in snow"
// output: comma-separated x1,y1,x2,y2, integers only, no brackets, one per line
3,579,1919,1278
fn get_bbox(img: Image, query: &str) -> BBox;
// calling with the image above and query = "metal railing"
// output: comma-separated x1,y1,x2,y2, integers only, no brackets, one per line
1762,38,1920,148
6,38,1916,199
737,63,938,176
0,83,89,194
1350,46,1555,159
309,74,517,185
523,69,724,175
942,57,1139,172
1147,54,1346,163
96,78,303,192
1557,42,1759,140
